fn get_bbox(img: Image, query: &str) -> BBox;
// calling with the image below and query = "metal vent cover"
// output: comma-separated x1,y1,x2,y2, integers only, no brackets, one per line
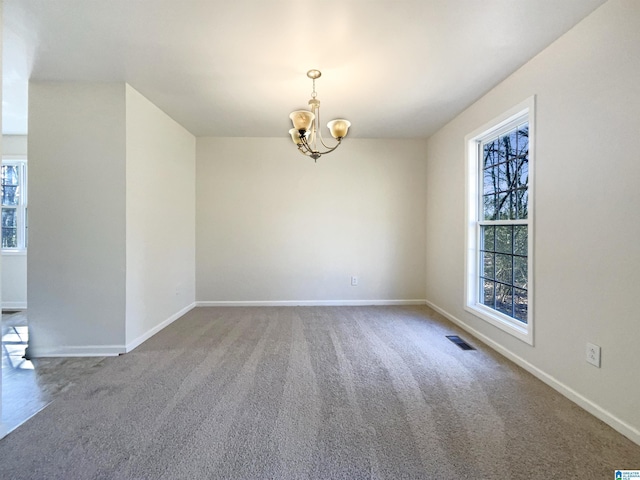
446,335,475,350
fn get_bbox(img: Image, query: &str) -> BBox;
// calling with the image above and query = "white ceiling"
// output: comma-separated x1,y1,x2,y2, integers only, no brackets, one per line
2,0,606,138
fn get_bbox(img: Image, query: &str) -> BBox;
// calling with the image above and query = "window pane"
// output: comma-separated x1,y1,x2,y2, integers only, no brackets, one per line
506,130,517,159
497,192,514,220
496,284,513,317
515,188,528,219
483,167,498,195
514,225,527,256
514,288,528,324
481,252,494,280
483,194,496,220
1,165,19,186
497,162,509,192
481,225,495,251
1,165,21,206
483,142,498,167
2,185,20,206
497,137,507,164
495,253,512,284
1,163,26,251
495,226,512,254
514,256,527,289
517,159,528,189
2,208,17,248
2,228,17,248
517,124,529,155
482,279,495,308
2,208,17,227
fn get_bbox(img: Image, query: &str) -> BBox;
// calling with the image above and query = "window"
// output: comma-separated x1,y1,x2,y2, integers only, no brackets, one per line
1,158,28,252
465,97,534,345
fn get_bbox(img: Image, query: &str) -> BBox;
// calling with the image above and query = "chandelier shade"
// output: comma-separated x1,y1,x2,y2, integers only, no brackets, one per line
327,119,351,139
288,70,350,162
289,110,315,132
288,128,304,145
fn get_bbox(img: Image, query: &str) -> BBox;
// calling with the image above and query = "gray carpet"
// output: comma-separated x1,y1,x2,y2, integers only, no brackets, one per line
0,306,638,479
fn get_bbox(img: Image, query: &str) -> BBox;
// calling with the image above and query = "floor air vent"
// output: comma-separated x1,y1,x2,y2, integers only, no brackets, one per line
446,335,475,350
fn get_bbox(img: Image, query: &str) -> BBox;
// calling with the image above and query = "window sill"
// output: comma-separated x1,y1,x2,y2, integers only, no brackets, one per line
465,303,533,346
1,249,27,256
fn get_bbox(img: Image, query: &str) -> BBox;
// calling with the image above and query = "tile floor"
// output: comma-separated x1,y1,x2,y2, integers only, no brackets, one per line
1,311,107,438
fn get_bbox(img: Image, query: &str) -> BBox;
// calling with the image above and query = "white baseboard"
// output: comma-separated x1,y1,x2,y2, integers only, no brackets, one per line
2,301,27,311
125,302,196,353
424,299,640,447
27,345,124,357
25,303,197,358
196,299,427,307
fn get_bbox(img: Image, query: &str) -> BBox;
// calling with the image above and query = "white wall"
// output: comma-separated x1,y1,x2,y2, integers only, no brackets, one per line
425,0,640,443
196,137,427,304
2,135,27,309
2,135,26,154
27,82,127,356
1,254,26,310
125,85,196,350
27,82,197,356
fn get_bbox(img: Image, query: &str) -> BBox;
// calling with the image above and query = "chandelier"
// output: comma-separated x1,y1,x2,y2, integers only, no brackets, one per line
289,69,351,161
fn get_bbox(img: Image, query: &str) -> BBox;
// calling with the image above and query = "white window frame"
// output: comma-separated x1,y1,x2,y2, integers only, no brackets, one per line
1,155,28,254
464,97,534,345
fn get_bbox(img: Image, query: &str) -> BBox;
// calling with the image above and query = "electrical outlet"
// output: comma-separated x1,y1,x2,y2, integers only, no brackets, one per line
351,276,358,286
586,343,601,368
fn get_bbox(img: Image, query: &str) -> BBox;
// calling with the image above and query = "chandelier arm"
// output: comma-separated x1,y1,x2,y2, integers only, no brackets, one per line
314,138,342,155
318,135,341,150
299,135,313,153
296,145,311,157
299,135,321,157
300,135,342,156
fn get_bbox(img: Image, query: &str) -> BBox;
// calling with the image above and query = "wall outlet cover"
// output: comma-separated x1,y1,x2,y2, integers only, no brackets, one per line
586,343,601,368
